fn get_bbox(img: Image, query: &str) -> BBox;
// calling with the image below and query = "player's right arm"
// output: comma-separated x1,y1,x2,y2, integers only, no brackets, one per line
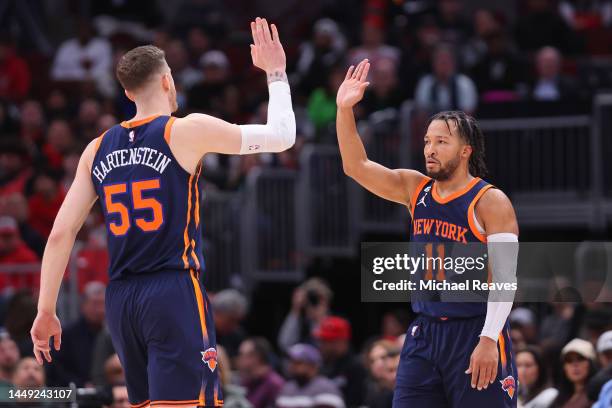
170,17,295,174
336,60,425,206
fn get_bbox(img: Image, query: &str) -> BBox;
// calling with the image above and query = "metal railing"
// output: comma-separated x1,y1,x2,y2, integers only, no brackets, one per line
241,167,303,283
297,144,356,257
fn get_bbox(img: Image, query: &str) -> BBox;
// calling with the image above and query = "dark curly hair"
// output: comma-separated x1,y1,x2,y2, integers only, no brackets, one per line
426,111,488,178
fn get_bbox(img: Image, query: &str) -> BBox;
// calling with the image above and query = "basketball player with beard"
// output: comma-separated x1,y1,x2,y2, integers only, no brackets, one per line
336,59,519,407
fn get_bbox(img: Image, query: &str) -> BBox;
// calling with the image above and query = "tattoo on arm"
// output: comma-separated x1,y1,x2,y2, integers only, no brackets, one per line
267,70,288,84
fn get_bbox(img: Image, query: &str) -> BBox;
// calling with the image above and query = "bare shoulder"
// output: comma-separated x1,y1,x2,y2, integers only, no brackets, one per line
476,187,519,235
398,169,428,194
478,187,513,211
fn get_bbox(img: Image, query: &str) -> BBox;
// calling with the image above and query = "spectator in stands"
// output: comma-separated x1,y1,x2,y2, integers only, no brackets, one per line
110,384,130,408
471,28,529,102
0,332,20,384
3,291,36,357
91,327,115,386
212,289,248,359
11,356,44,388
541,303,576,351
510,307,539,345
516,346,558,407
61,149,81,190
164,39,202,103
0,193,44,257
26,169,65,238
398,15,442,96
42,119,75,170
218,345,254,408
514,0,582,54
587,331,612,402
364,339,400,408
0,216,39,291
294,18,346,95
307,65,345,132
19,100,45,149
558,0,612,30
348,17,400,68
186,26,212,66
76,98,102,141
187,50,231,116
50,19,114,97
436,0,472,45
380,310,410,341
237,337,284,408
314,316,366,407
0,35,30,103
104,354,124,385
414,44,478,114
530,47,579,102
360,57,406,117
45,89,70,120
0,141,31,198
47,282,106,387
276,343,344,408
551,338,597,408
278,278,332,352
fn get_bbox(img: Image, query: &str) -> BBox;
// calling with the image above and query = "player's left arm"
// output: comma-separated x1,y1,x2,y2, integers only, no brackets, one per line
30,139,99,365
466,188,519,391
169,18,295,173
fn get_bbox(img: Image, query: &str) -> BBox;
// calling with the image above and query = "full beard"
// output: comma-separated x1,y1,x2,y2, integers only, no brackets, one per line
426,154,461,181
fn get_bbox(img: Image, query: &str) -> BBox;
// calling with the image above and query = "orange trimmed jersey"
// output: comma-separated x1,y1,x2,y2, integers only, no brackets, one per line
409,176,493,318
91,115,204,280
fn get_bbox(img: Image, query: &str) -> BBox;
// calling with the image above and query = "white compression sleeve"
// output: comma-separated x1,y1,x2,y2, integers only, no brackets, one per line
480,232,519,341
239,81,296,154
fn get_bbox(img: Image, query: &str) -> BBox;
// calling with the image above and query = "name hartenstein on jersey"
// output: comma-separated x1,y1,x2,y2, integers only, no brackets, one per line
92,147,172,183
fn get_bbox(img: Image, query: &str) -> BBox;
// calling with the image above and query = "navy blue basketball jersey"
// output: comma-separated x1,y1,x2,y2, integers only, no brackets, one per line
409,176,493,318
91,115,204,281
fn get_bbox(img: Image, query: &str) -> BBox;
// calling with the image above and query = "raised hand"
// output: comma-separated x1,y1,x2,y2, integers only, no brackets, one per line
336,59,370,109
250,17,286,81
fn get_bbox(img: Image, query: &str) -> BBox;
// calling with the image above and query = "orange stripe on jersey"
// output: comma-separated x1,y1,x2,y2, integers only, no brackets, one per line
130,400,150,408
120,114,161,128
94,130,108,154
189,164,203,269
189,269,209,341
194,163,202,228
214,387,223,406
432,177,481,204
409,176,431,218
498,331,507,373
182,173,195,268
164,116,176,144
467,184,493,243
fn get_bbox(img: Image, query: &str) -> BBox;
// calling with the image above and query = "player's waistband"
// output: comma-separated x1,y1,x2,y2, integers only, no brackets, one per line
416,313,486,322
110,268,200,282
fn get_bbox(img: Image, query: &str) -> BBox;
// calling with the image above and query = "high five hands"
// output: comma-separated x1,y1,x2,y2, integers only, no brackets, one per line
250,17,286,75
336,59,371,109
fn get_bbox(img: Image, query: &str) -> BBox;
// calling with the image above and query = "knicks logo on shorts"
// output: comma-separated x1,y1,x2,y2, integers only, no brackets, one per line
500,375,516,399
201,347,218,372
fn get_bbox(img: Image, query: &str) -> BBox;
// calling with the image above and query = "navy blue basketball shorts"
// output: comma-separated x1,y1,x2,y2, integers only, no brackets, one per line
105,269,223,407
393,314,517,408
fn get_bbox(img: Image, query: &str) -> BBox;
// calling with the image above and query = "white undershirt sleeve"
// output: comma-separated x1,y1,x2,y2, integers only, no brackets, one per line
480,232,519,341
239,81,296,154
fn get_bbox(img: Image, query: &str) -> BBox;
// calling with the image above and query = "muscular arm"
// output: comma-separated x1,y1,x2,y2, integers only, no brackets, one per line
38,140,98,314
466,188,518,390
336,60,425,206
169,18,295,174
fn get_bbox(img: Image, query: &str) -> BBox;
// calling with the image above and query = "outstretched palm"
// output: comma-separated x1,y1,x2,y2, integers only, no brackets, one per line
336,59,370,109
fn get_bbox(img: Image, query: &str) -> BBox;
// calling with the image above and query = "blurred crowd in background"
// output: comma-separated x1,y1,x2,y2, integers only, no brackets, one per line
1,0,612,407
